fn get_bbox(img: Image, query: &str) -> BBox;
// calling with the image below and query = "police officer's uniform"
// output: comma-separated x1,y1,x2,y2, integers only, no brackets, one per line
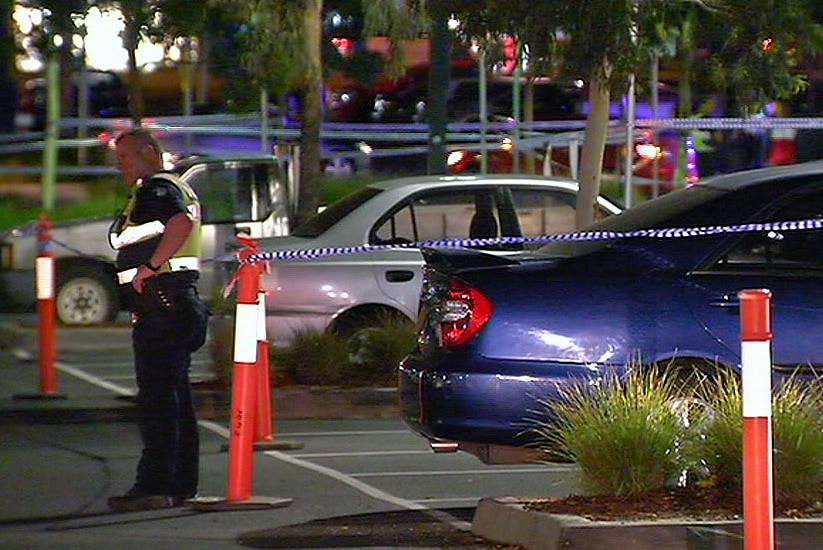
109,172,208,502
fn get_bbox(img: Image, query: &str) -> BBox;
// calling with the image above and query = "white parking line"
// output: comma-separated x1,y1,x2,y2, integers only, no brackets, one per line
280,430,410,437
52,361,492,531
413,497,480,506
352,467,572,477
291,450,435,458
56,362,135,397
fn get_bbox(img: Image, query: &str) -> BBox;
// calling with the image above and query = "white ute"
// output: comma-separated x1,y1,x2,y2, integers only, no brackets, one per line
0,154,293,325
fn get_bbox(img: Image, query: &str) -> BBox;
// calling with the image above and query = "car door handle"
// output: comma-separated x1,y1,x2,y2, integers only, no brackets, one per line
385,270,414,283
709,294,740,308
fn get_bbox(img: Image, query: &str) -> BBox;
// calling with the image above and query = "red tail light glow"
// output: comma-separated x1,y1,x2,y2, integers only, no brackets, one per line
439,279,494,349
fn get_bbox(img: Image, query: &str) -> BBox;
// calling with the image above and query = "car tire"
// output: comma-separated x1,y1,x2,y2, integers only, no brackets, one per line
56,266,120,325
332,308,412,364
331,307,409,338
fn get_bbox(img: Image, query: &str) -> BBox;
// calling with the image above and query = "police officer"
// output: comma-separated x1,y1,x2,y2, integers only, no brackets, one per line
107,128,209,512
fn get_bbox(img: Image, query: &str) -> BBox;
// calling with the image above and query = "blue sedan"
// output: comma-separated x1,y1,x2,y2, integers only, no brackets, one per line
399,160,823,464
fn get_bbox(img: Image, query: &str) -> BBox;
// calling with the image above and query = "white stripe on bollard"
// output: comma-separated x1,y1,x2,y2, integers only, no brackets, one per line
741,340,772,418
257,291,267,341
233,302,259,363
35,256,54,299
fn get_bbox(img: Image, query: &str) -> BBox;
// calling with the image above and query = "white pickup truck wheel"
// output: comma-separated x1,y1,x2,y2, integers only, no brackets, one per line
56,268,119,325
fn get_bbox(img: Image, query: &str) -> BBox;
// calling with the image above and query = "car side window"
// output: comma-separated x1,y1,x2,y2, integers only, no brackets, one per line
713,190,823,270
508,188,577,238
185,164,275,224
371,190,500,245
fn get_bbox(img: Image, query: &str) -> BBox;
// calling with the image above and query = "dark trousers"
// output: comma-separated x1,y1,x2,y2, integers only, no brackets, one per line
131,308,199,497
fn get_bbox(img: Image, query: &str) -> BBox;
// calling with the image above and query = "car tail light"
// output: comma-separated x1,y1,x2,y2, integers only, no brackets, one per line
439,279,493,349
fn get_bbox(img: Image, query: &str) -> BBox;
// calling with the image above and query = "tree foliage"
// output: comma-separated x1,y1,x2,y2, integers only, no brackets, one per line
206,0,325,224
444,0,823,226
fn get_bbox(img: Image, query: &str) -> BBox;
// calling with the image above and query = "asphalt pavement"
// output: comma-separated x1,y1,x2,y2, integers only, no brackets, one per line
0,314,501,550
3,313,821,550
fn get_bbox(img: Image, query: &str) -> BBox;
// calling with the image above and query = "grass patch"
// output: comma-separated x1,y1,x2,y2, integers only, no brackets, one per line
0,176,124,230
267,318,415,388
530,364,823,505
696,371,823,501
531,367,689,496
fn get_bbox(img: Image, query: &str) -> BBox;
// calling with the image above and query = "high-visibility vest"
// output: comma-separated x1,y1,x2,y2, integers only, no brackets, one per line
110,173,202,278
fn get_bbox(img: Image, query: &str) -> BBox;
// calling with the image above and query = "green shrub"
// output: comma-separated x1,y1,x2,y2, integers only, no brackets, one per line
772,377,823,501
692,371,744,490
530,364,823,504
319,172,394,205
266,319,415,388
0,179,122,231
531,367,689,496
342,316,416,387
697,372,823,501
270,328,351,387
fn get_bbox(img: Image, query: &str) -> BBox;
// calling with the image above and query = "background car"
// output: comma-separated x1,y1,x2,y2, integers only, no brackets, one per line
399,160,823,464
0,154,291,324
257,174,622,345
19,70,130,131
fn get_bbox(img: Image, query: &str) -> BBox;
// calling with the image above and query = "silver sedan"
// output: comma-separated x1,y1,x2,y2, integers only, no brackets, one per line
257,174,622,345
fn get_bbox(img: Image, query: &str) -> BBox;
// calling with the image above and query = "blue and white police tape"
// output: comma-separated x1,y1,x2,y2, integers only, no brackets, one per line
242,218,823,265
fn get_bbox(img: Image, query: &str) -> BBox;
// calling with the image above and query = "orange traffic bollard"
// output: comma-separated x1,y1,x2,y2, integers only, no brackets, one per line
190,238,291,512
14,213,65,401
251,259,303,452
739,289,775,550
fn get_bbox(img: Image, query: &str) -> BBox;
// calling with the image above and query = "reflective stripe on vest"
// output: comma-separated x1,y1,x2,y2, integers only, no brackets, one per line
109,220,165,250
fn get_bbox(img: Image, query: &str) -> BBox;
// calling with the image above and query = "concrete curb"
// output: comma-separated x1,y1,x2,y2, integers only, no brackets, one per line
194,386,399,420
471,496,823,550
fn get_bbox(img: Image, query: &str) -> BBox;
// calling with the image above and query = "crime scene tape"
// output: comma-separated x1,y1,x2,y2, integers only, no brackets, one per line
242,218,823,265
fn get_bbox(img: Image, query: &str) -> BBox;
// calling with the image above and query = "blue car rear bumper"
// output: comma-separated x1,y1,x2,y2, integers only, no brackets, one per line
398,354,604,447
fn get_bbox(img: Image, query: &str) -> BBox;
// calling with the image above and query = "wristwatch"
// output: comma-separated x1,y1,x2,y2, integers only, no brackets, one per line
144,261,161,272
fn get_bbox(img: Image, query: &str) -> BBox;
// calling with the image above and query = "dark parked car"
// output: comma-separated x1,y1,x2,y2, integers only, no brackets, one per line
20,70,130,131
399,160,823,464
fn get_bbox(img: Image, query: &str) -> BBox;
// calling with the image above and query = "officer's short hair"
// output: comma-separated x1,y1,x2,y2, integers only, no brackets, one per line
114,127,163,156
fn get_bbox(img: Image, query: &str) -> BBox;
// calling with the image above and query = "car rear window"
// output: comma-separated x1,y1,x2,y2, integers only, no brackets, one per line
292,186,383,238
536,184,725,258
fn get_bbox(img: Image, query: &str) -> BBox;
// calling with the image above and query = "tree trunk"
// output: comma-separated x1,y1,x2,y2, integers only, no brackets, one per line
296,0,323,226
575,76,611,230
523,79,535,174
122,13,144,124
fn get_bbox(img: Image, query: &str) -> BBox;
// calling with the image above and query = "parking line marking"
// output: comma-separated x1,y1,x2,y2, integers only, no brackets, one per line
352,467,573,477
50,362,478,532
291,450,434,458
280,430,410,437
56,361,135,397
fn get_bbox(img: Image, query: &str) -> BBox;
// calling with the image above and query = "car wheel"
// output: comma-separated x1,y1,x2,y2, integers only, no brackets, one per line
332,308,414,382
56,267,120,325
332,307,410,338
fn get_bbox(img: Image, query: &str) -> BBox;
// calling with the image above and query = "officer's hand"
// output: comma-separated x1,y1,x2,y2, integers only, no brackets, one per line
132,265,157,293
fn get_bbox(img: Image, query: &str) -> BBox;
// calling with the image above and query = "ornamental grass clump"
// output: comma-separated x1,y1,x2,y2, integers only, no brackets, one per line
268,318,415,387
697,371,823,501
772,376,823,501
531,367,690,496
689,371,744,490
270,328,351,386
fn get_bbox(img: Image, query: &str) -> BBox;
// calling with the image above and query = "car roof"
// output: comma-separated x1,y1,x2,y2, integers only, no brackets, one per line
171,153,277,172
366,174,583,193
697,159,823,191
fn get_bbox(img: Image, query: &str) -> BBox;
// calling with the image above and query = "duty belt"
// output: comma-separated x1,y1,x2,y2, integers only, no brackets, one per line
117,256,200,285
